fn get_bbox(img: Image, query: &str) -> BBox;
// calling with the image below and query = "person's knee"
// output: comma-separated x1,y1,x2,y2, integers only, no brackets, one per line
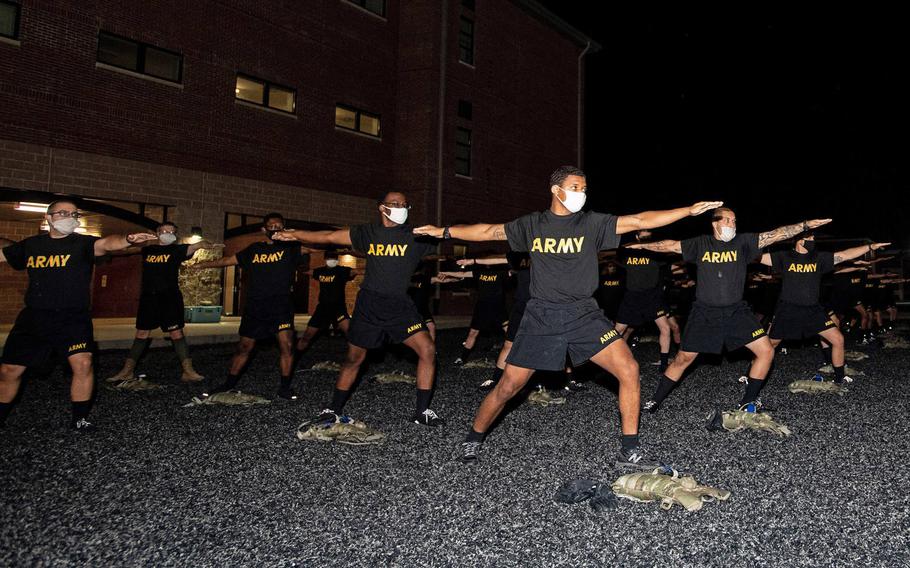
235,341,254,355
136,330,151,339
0,364,22,382
169,330,184,340
343,349,366,368
69,357,93,377
829,332,845,348
416,341,436,362
756,342,775,361
496,375,525,399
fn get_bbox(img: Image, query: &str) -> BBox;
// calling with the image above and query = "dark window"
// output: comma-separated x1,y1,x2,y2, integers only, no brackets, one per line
455,127,472,177
346,0,385,17
0,1,20,40
459,17,474,65
335,105,382,138
457,100,473,120
97,32,183,83
462,0,475,10
235,74,296,114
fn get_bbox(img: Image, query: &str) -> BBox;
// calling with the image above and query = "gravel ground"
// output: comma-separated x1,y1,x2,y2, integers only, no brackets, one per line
2,328,909,567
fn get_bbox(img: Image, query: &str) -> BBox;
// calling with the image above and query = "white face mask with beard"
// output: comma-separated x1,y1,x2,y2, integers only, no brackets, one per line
51,217,80,235
158,232,177,245
557,188,587,213
382,205,408,225
718,226,736,242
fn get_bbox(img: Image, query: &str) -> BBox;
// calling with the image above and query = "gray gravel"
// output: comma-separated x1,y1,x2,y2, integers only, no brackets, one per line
2,329,909,567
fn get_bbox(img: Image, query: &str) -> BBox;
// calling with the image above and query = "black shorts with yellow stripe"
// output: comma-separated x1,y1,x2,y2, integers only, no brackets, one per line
507,298,621,371
769,302,837,340
616,287,668,327
1,307,94,366
308,302,350,330
347,289,428,349
239,297,294,340
681,301,767,354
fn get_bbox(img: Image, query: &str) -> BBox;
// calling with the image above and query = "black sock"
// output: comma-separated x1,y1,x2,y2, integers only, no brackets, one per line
659,352,670,372
0,401,12,426
465,429,485,443
330,388,351,412
620,434,640,451
128,338,151,363
491,367,504,382
833,365,846,383
415,388,432,414
651,375,678,404
71,400,92,424
172,337,190,362
459,344,473,361
741,377,765,405
280,375,292,389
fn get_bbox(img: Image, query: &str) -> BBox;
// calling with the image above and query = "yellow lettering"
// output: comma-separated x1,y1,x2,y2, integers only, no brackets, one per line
573,237,584,251
398,244,408,256
543,238,556,254
407,323,423,334
368,243,375,255
35,256,47,268
531,238,543,252
752,328,765,338
68,342,87,352
599,329,619,344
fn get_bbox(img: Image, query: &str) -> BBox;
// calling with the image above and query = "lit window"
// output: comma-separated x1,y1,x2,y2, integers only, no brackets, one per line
97,32,183,83
455,127,472,177
335,105,381,138
235,74,296,114
459,17,474,65
346,0,385,17
0,1,21,40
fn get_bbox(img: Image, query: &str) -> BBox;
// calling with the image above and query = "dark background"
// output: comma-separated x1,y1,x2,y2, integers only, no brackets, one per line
539,7,909,246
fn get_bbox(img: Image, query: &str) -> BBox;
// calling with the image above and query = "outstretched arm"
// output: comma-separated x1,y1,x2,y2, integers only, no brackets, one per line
193,255,239,269
456,256,508,268
187,240,226,257
759,253,772,267
272,228,352,246
94,232,158,256
626,240,682,254
757,219,831,249
413,224,506,242
833,243,890,265
616,201,723,235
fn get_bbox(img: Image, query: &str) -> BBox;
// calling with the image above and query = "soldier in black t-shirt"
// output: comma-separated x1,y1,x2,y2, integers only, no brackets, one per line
294,252,359,358
274,192,443,426
106,222,220,385
596,260,624,319
415,165,722,468
630,207,831,413
758,235,887,383
0,199,156,431
193,213,306,400
437,256,510,365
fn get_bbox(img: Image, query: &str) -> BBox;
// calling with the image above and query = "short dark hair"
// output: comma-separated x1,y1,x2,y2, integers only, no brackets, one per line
157,221,177,232
711,207,735,221
549,166,586,188
46,199,77,213
263,212,284,225
324,251,338,260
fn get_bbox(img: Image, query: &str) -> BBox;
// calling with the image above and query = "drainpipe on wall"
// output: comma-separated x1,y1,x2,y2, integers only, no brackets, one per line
577,40,592,168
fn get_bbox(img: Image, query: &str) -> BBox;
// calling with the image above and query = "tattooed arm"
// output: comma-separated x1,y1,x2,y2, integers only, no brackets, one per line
626,240,682,254
833,243,890,265
412,224,507,242
757,219,831,249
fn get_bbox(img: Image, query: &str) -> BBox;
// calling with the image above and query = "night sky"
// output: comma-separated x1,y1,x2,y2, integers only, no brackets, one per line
539,7,909,247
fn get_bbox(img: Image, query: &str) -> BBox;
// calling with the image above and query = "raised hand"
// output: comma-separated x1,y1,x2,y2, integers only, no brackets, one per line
271,229,298,241
413,225,444,238
805,219,832,229
128,233,158,244
688,201,724,216
870,242,891,251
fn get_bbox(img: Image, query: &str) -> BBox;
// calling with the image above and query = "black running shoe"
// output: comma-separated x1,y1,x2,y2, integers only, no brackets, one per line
461,441,482,463
298,408,338,429
72,418,97,433
412,409,443,426
563,380,586,393
706,409,725,431
478,378,498,391
642,399,660,414
615,446,667,471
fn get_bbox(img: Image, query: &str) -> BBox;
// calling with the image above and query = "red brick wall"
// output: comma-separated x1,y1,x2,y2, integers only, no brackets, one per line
0,219,33,323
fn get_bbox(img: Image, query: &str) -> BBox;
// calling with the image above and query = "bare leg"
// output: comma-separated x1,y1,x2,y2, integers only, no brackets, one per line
589,340,641,435
471,364,535,433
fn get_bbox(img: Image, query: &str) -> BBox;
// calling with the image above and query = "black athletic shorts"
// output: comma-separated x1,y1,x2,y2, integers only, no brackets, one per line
136,290,185,332
506,299,528,342
681,301,767,354
830,294,864,316
413,299,435,325
616,288,668,327
769,302,836,340
507,298,622,371
307,302,350,330
469,298,508,333
238,296,294,340
347,289,428,349
1,307,94,366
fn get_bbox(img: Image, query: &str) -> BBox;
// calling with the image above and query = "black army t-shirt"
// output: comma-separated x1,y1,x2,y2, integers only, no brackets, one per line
313,265,353,305
618,248,666,292
505,210,620,303
771,250,835,306
350,223,436,296
141,244,190,294
236,241,301,300
472,265,508,302
408,271,432,305
682,233,761,307
507,251,532,303
3,233,99,311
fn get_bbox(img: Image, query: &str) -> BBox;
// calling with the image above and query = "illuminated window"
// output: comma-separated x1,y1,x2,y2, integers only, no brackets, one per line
235,74,296,114
335,105,381,138
0,1,20,40
455,127,472,176
97,32,183,83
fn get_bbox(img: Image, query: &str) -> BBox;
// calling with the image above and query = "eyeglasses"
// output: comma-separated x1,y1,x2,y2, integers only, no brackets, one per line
382,202,411,209
49,210,82,219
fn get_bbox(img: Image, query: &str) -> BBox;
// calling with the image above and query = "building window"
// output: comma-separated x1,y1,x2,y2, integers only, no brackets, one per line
346,0,385,17
96,32,183,83
457,100,473,120
455,127,472,177
0,1,19,40
335,105,381,138
459,17,474,65
235,74,296,114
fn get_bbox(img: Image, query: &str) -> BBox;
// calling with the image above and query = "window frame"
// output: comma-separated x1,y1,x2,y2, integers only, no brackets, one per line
235,73,297,115
455,126,472,178
335,104,382,139
96,31,183,84
0,0,21,41
344,0,386,18
457,99,473,121
458,16,475,66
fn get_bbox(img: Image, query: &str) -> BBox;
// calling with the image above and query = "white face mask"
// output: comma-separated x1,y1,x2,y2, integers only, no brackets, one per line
51,217,80,235
325,259,339,268
718,226,736,242
557,188,587,213
158,232,177,245
382,206,408,225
